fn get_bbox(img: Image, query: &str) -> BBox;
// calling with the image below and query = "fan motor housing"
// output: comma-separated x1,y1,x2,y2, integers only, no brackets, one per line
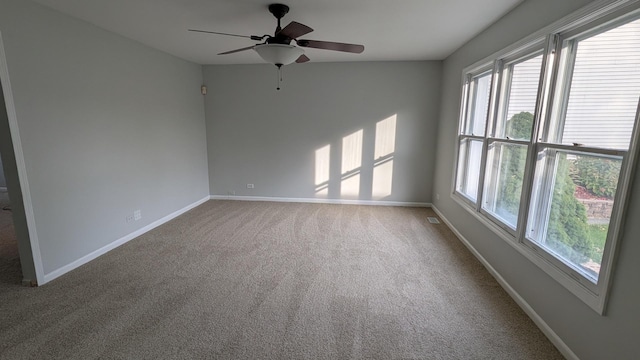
268,4,289,20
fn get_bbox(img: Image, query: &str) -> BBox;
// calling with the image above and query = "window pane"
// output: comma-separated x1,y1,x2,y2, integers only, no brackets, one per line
496,55,543,140
482,142,528,228
456,139,483,202
527,150,622,282
560,19,640,150
465,72,492,136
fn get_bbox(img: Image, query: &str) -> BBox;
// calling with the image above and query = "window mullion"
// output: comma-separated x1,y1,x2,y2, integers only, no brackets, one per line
488,60,504,138
524,33,573,249
475,142,489,213
466,78,479,135
459,74,472,136
495,62,512,139
517,35,558,243
548,37,578,144
534,34,559,142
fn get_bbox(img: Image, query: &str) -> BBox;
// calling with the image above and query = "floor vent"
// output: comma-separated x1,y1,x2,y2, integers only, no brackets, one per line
427,216,440,224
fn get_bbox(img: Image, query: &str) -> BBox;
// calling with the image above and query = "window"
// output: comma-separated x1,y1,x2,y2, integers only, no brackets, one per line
456,71,492,202
482,54,544,230
453,7,640,313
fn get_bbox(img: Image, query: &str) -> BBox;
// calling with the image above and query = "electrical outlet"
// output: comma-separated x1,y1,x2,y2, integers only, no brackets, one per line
126,215,134,223
227,191,236,196
436,193,440,200
247,184,254,189
134,210,142,221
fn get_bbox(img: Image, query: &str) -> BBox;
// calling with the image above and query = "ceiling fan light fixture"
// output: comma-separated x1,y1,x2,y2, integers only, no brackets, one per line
254,44,304,66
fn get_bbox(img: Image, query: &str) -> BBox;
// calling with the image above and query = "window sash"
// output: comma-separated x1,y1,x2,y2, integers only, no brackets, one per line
464,71,493,136
493,51,545,141
455,137,485,204
480,141,530,233
523,144,627,291
546,16,640,150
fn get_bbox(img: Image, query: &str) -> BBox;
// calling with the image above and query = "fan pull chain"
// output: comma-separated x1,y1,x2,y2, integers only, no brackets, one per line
276,65,283,91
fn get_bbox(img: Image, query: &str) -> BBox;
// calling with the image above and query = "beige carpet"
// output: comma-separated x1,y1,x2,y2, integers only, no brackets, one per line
0,189,22,286
0,200,563,359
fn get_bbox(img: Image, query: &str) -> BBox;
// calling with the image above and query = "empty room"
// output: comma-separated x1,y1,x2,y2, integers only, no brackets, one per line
1,0,639,359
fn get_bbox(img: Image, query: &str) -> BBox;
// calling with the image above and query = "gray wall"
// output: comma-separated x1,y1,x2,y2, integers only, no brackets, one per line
432,0,640,358
204,61,441,203
0,0,209,276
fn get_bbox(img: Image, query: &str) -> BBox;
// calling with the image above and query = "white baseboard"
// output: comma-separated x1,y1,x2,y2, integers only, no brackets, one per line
42,196,210,284
210,195,431,208
431,206,579,360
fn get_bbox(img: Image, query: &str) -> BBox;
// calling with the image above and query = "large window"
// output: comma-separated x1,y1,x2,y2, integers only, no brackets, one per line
453,8,640,313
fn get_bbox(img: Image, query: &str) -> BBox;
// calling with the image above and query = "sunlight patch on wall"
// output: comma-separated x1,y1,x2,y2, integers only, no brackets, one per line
372,159,393,198
374,115,397,159
341,130,363,197
372,115,397,199
341,130,363,173
341,173,361,197
315,144,331,196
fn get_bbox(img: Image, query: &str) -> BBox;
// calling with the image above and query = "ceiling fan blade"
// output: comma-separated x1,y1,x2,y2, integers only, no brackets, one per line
296,54,310,63
277,21,313,39
297,40,364,54
218,46,255,55
189,29,264,41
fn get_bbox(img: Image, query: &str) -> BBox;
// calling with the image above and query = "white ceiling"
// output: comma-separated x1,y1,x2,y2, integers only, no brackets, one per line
31,0,523,65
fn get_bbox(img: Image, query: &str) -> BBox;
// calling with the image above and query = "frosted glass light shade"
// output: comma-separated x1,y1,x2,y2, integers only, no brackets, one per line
254,44,303,66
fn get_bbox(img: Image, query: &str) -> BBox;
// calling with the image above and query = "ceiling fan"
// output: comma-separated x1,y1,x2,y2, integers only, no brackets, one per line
189,3,365,68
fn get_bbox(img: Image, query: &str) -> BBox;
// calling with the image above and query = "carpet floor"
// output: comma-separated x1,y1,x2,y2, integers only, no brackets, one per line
0,200,564,359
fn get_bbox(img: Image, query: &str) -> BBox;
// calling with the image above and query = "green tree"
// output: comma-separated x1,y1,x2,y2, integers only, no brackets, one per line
494,112,532,219
545,154,592,263
572,156,620,199
505,111,534,140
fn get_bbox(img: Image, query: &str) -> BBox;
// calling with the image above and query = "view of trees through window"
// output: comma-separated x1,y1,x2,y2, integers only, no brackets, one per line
501,112,620,277
455,6,640,308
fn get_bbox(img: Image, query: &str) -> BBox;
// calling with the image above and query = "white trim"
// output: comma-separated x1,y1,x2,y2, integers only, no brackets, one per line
0,186,7,191
0,32,45,285
210,195,431,208
432,206,579,360
42,196,210,284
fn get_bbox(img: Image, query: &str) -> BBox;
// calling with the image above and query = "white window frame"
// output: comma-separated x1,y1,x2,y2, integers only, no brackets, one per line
455,66,494,206
451,0,640,314
480,48,546,235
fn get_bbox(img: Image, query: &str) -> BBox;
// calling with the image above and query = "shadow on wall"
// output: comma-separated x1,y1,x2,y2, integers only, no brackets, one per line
315,114,397,200
0,155,6,188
